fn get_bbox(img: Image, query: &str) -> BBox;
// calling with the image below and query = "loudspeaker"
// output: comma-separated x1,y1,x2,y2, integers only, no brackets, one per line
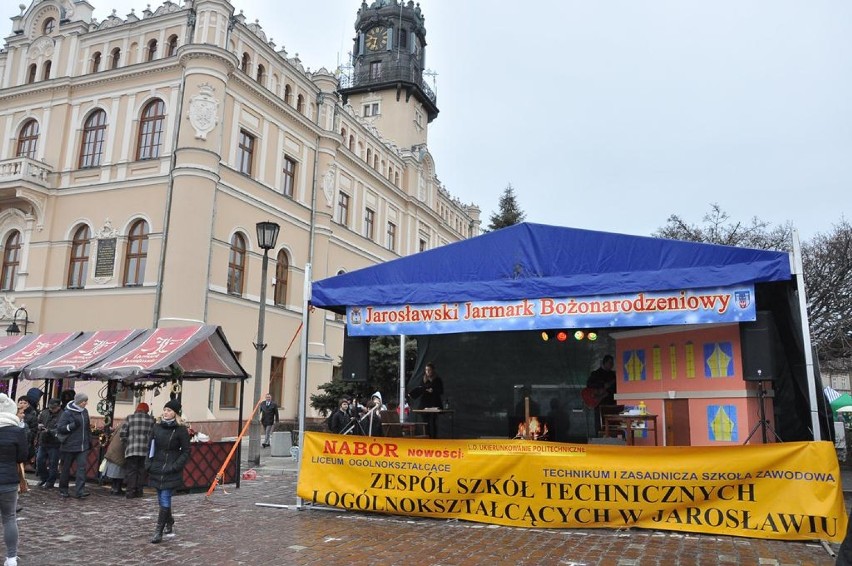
342,334,370,382
740,311,776,381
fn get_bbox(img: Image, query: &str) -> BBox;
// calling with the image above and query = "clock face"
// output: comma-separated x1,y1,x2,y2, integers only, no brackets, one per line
365,27,388,51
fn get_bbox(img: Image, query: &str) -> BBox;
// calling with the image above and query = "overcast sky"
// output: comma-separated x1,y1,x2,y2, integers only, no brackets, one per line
95,1,851,242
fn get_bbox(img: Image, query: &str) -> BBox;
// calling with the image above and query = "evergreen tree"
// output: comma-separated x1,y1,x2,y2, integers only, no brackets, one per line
488,184,526,231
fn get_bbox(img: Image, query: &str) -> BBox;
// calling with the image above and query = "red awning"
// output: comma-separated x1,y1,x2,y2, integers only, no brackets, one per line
0,332,81,377
84,325,248,382
21,329,145,381
0,336,26,353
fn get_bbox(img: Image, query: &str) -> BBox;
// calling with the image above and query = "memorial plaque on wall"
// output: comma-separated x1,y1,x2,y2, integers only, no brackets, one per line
95,238,116,278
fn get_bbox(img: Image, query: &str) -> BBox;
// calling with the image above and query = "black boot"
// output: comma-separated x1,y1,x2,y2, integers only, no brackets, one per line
151,507,168,543
163,507,174,535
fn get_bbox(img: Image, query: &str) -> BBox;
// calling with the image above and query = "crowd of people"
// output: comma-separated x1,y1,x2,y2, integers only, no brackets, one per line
326,361,446,439
0,388,193,561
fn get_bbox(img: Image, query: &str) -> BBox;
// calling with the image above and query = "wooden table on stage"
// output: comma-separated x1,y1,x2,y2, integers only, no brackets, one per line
382,421,429,438
603,414,658,446
411,409,455,438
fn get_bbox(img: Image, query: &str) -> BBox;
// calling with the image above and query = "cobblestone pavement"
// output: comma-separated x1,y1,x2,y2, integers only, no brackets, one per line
12,452,842,566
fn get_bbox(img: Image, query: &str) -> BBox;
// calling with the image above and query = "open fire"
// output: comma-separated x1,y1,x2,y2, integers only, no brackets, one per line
514,417,549,440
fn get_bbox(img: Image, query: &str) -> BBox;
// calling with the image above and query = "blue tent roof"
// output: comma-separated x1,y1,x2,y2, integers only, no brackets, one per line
311,223,792,309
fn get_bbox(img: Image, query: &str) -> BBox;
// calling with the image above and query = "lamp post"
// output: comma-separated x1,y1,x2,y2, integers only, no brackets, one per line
248,221,280,465
5,306,30,336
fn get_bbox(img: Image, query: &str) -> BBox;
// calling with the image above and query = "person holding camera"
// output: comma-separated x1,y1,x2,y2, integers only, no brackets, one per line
35,398,62,489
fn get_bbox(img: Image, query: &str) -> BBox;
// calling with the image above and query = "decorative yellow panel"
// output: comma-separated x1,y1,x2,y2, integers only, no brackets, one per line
669,344,677,380
685,342,695,378
652,346,662,380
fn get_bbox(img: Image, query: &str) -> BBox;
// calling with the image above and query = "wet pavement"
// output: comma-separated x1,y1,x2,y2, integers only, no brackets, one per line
13,447,844,566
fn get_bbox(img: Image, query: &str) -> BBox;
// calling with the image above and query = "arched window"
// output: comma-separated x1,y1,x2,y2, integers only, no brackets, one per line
296,94,304,113
241,53,250,73
284,84,292,105
146,39,158,62
166,35,178,57
123,219,149,286
394,171,400,186
0,231,21,291
67,225,91,289
256,64,265,84
26,64,37,84
136,99,165,160
79,109,107,168
366,148,372,165
42,60,51,80
92,51,101,72
273,249,289,306
227,233,246,295
110,47,121,69
341,127,347,140
42,18,55,35
16,120,39,159
349,135,355,151
373,155,379,169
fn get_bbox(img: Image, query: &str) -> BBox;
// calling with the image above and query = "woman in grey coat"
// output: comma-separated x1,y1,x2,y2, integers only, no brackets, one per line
146,399,190,544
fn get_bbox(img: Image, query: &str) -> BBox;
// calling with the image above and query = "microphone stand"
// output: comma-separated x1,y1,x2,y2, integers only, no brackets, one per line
342,404,380,436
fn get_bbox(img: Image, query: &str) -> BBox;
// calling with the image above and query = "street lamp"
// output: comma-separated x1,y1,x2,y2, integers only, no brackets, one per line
6,307,30,336
248,221,280,465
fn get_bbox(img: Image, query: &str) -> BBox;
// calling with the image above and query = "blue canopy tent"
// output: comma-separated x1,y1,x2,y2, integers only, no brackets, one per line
308,223,828,442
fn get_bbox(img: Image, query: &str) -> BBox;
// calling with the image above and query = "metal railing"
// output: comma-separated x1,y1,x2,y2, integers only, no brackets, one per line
339,63,436,104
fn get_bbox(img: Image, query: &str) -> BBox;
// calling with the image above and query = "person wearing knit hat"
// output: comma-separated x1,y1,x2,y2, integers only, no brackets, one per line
118,401,155,499
25,387,43,409
146,399,191,543
55,391,91,499
163,399,181,415
0,393,28,566
35,399,62,489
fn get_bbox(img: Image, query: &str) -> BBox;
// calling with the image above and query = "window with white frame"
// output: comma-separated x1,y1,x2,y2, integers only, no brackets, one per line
363,102,380,117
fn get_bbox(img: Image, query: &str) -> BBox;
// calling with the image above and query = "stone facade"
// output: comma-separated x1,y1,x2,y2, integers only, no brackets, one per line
0,0,480,436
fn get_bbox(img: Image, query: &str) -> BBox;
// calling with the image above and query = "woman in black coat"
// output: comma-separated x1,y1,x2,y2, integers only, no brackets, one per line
0,393,27,566
146,399,190,544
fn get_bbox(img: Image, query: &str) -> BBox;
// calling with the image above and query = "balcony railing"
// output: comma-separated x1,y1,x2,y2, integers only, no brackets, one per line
0,157,52,188
339,63,436,105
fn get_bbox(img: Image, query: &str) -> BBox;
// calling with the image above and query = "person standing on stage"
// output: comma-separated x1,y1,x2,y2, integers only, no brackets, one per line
409,362,444,438
585,355,618,432
328,399,351,434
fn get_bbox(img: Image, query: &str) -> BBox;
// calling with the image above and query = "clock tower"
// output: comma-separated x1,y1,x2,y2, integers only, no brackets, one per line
339,0,438,149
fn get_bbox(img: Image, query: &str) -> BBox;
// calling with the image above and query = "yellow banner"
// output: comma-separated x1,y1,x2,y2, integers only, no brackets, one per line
297,433,847,542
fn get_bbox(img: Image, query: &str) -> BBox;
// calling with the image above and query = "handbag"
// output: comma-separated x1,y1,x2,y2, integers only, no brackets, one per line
98,458,108,474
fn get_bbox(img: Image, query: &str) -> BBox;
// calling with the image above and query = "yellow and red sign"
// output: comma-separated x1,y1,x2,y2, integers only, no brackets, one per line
297,433,847,542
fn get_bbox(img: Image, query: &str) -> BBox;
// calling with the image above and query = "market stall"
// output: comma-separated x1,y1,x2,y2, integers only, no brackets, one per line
5,325,248,489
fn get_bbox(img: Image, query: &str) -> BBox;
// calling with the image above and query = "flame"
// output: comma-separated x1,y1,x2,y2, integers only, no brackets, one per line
515,417,549,440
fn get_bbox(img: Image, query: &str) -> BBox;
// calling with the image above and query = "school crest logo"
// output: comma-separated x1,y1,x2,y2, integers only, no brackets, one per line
349,307,362,325
735,290,751,309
